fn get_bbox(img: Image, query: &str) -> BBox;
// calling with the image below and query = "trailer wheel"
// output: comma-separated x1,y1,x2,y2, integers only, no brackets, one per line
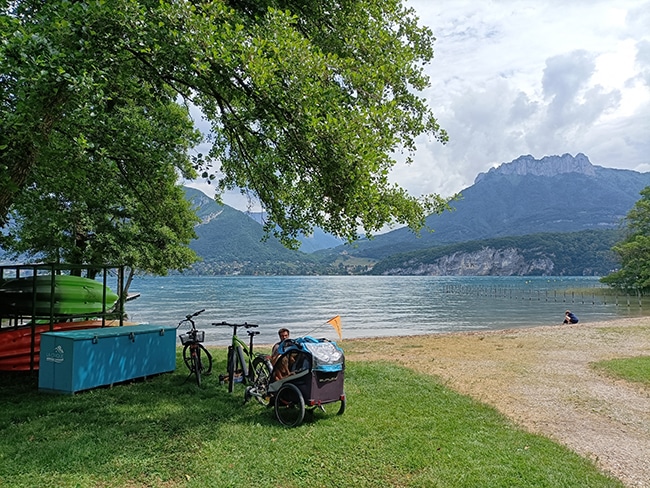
274,383,305,427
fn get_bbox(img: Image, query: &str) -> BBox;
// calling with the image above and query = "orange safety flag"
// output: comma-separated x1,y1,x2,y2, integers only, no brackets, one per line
326,315,342,340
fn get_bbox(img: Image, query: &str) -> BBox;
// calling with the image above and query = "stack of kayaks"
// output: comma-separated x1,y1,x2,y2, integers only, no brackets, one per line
0,274,119,316
0,275,121,371
0,320,113,371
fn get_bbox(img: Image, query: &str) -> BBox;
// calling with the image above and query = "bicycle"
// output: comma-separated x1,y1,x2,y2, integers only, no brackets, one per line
177,309,213,386
212,321,273,402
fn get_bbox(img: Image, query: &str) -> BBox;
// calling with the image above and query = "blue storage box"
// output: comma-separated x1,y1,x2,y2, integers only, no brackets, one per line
39,324,176,394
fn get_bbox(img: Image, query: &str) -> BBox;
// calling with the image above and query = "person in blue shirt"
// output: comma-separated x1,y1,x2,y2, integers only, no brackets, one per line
563,310,579,324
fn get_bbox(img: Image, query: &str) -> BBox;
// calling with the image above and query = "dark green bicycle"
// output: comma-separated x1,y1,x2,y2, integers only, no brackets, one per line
213,321,273,402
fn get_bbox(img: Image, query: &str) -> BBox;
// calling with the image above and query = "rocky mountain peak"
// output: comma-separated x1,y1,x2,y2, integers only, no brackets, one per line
474,153,596,183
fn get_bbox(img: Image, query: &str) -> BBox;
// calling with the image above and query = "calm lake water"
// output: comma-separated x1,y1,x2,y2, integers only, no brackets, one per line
124,275,647,347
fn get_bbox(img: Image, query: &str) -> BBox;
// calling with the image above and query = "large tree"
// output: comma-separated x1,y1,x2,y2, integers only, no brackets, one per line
1,0,449,252
2,1,203,277
4,86,201,276
601,187,650,291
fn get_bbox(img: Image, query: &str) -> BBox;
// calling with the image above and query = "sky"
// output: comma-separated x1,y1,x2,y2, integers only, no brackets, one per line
187,0,650,210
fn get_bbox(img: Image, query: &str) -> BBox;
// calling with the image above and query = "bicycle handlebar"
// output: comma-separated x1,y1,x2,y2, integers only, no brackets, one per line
186,309,205,320
177,309,205,328
212,321,258,328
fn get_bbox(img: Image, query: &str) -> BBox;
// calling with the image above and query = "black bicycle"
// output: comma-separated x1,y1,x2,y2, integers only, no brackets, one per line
177,309,213,386
213,321,273,401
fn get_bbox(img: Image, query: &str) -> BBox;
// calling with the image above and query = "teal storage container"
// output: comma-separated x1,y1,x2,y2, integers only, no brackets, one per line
39,325,176,394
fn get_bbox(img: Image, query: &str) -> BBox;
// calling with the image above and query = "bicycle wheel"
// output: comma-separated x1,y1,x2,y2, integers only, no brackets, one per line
226,346,233,392
198,344,213,375
192,347,202,387
182,344,194,372
274,383,305,427
251,355,273,406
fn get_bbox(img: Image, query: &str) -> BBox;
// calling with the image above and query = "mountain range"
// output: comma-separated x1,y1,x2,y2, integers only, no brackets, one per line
181,152,648,275
3,153,642,275
324,153,649,261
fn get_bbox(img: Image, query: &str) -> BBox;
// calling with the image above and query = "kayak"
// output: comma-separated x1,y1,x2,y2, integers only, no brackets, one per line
0,275,119,316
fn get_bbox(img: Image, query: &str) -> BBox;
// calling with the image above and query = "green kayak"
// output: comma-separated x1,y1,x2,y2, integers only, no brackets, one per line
0,275,119,316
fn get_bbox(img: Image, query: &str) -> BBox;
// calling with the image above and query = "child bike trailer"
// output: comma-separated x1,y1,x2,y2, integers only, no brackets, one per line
268,336,345,427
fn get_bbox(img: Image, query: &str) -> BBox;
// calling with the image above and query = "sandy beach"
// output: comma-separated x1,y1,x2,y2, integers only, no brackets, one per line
343,317,650,488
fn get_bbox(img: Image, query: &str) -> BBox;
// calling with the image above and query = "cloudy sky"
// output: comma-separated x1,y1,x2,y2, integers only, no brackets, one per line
395,0,650,198
189,0,650,209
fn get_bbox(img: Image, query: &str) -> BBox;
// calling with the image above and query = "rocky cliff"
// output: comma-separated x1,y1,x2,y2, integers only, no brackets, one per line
378,247,555,276
368,229,621,277
474,153,596,183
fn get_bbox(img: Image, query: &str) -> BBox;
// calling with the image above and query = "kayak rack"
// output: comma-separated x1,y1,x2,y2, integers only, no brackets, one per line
0,264,127,372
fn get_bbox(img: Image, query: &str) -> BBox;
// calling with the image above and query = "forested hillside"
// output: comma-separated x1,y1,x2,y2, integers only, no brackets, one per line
183,188,352,275
368,229,622,276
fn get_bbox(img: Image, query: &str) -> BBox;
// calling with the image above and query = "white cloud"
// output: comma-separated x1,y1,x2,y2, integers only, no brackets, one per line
187,0,650,209
388,0,650,200
636,39,650,87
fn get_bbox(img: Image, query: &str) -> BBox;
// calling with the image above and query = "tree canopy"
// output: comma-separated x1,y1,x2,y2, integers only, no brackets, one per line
601,187,650,291
4,90,201,275
1,0,449,261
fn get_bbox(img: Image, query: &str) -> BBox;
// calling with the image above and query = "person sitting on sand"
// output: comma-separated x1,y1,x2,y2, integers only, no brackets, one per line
563,310,579,324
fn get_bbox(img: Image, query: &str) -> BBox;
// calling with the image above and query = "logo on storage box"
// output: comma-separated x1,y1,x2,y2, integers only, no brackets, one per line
45,345,65,364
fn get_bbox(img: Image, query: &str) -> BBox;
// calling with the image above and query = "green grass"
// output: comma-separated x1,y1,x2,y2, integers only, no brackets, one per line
0,350,623,488
592,356,650,386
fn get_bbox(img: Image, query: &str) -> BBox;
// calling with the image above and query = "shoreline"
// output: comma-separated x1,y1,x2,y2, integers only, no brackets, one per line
249,315,649,351
341,315,649,344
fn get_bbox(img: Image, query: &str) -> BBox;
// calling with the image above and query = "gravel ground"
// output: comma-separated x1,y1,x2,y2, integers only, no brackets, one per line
343,317,650,488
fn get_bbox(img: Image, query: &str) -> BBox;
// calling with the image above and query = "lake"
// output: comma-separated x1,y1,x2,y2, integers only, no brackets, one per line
124,275,647,347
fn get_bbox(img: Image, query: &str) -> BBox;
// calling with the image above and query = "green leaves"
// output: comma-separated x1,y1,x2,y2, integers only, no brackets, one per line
147,0,448,245
602,187,650,291
3,1,202,273
2,0,449,258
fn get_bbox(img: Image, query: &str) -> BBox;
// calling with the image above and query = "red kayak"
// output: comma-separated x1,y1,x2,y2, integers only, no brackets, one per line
0,320,120,371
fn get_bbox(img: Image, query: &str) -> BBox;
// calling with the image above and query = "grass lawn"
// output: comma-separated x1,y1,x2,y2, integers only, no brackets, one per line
0,349,624,488
592,355,650,386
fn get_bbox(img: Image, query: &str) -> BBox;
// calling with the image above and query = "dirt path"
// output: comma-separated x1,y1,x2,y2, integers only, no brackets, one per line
343,318,650,487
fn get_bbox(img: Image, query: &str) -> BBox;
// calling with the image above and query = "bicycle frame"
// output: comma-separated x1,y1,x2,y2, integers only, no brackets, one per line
232,329,252,376
213,321,266,393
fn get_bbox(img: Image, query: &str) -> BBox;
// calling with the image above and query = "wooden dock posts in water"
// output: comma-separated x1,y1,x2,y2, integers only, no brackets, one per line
443,283,645,308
